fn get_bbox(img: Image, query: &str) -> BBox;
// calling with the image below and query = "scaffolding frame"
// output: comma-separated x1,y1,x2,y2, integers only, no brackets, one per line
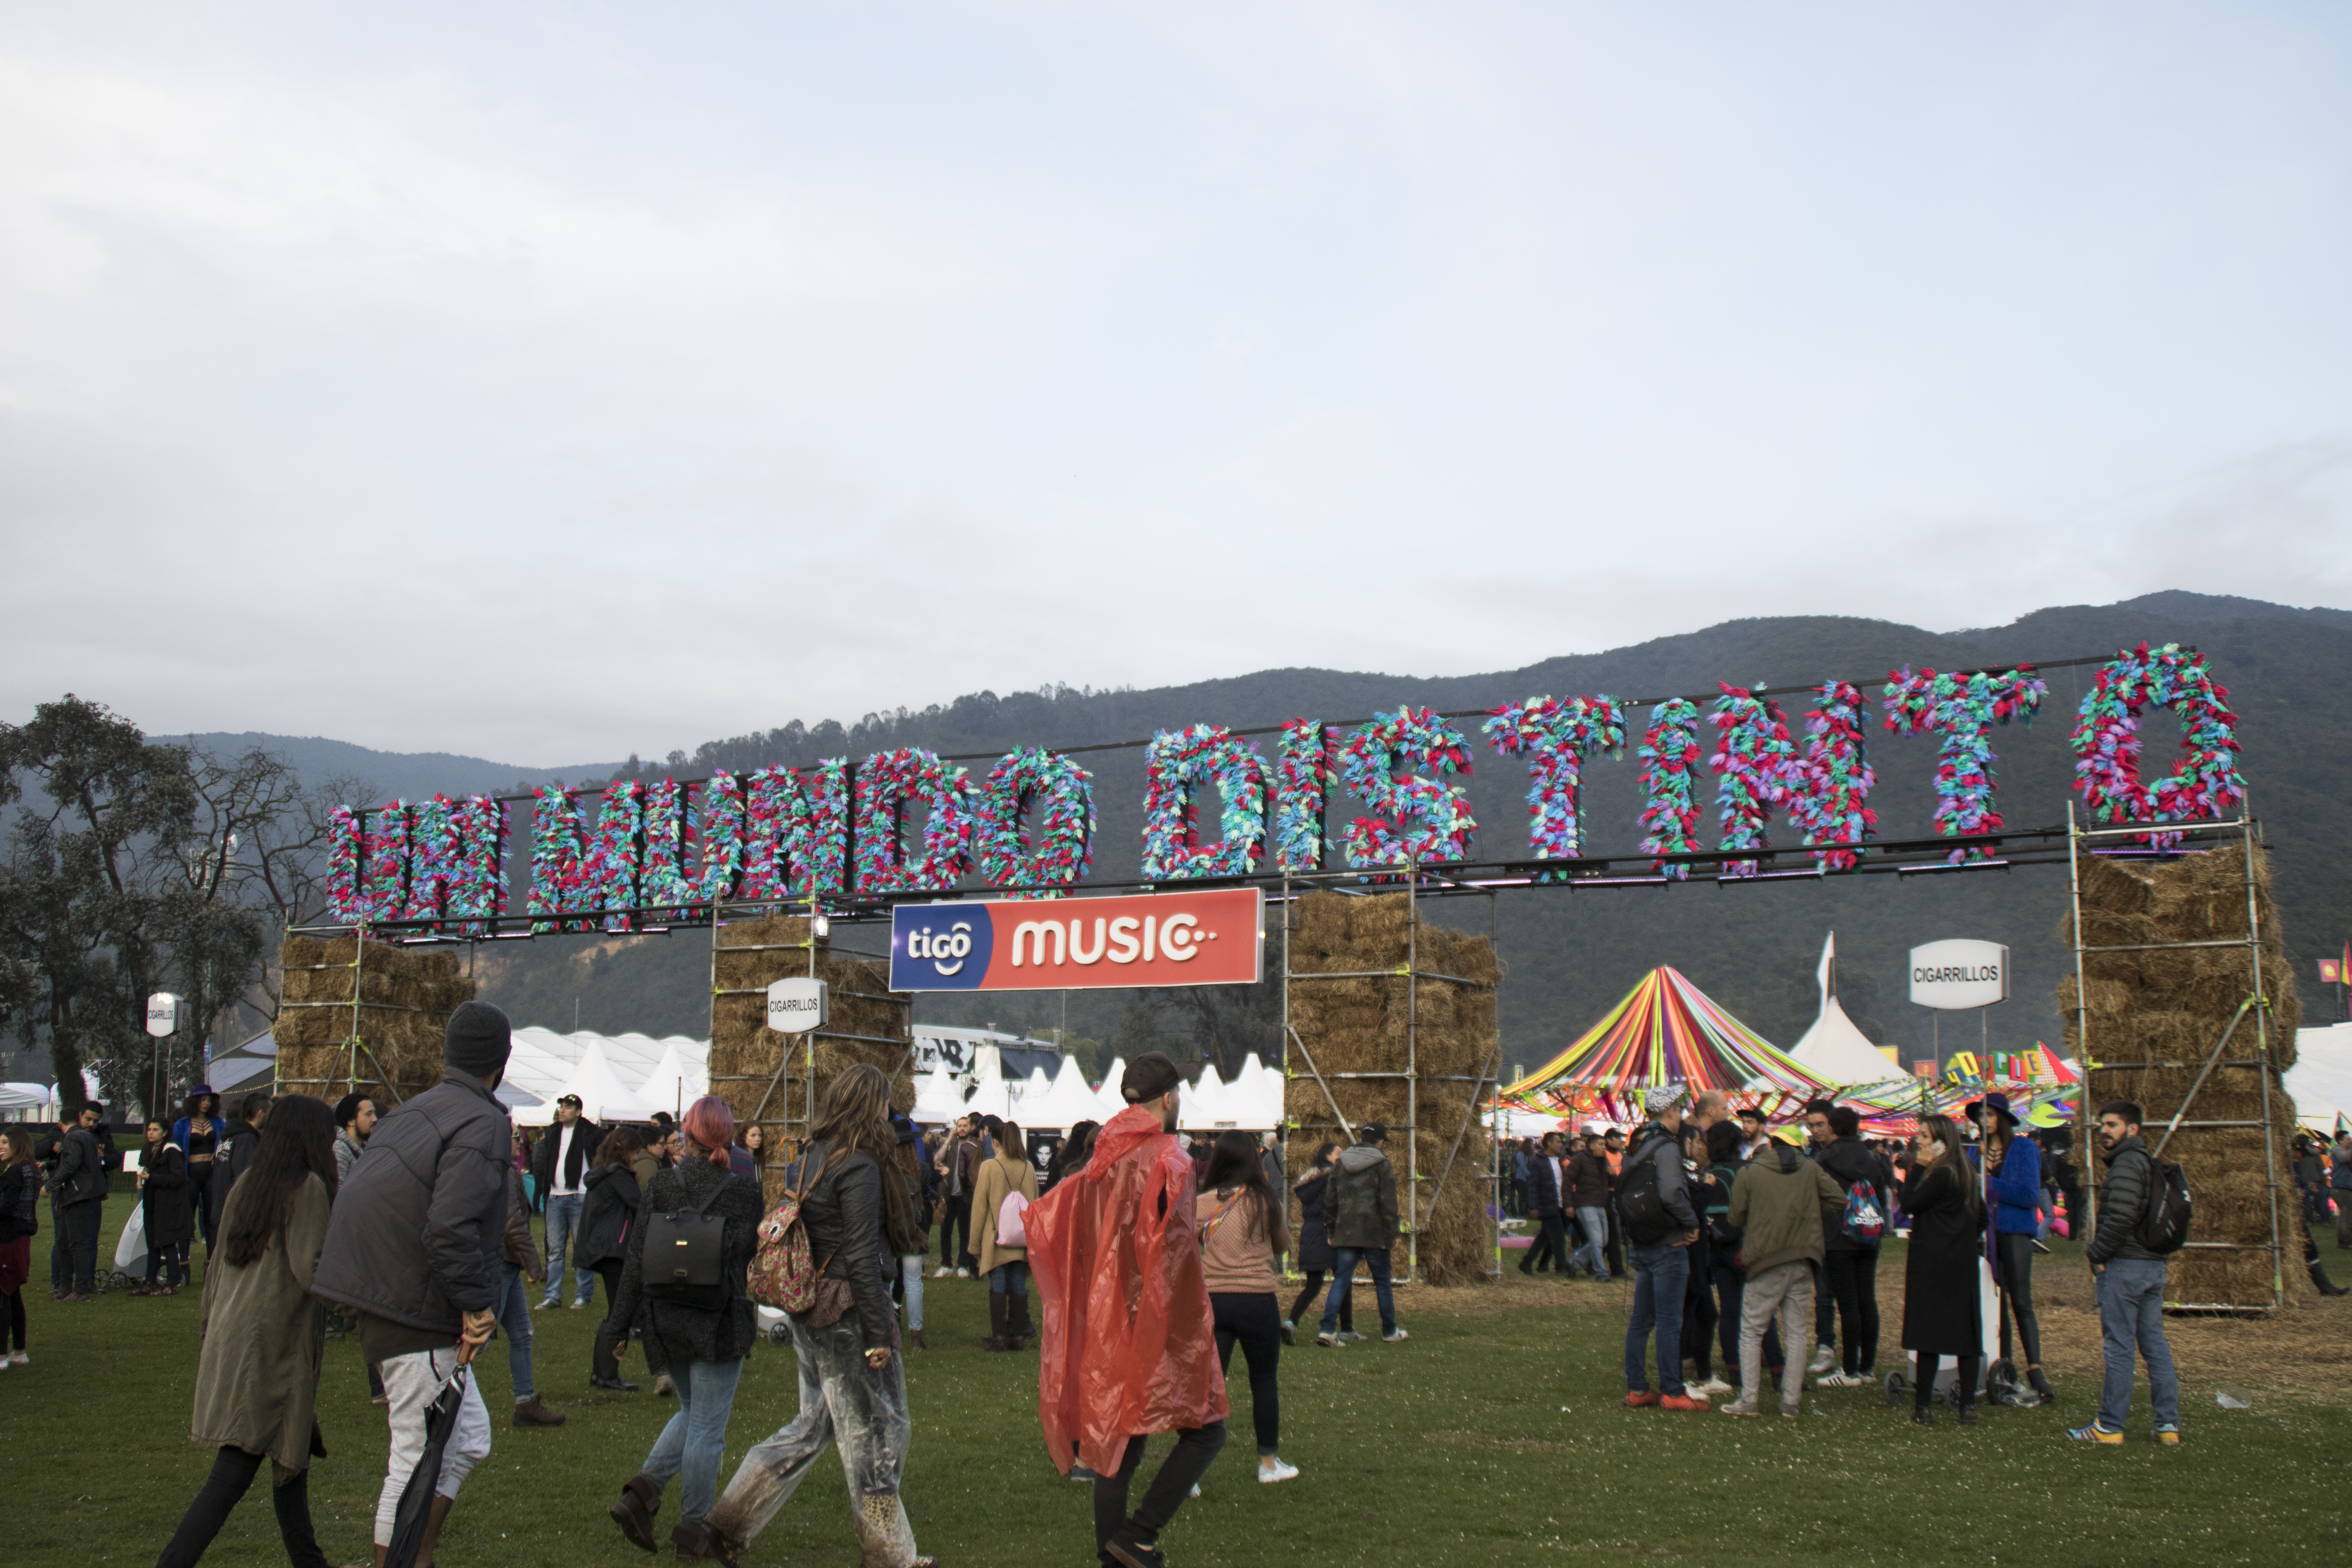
1274,866,1504,1287
2066,800,2284,1313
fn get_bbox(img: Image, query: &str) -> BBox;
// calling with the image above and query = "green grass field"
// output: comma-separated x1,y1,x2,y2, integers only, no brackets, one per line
11,1225,2349,1568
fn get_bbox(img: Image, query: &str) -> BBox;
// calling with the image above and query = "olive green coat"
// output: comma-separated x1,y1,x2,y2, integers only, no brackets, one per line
190,1172,330,1480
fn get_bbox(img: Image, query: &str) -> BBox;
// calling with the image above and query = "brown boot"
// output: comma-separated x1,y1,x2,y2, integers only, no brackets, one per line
911,1327,927,1350
984,1290,1009,1350
610,1474,663,1553
671,1519,741,1565
511,1396,566,1427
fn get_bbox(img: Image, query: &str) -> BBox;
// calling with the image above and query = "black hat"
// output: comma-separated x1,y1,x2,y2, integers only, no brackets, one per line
892,1112,920,1146
1356,1122,1388,1145
443,1001,513,1081
555,1093,583,1109
1965,1093,2018,1129
1121,1052,1183,1105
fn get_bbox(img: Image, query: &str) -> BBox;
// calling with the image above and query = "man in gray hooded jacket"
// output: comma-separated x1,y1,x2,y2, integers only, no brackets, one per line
1317,1123,1405,1345
315,1000,514,1566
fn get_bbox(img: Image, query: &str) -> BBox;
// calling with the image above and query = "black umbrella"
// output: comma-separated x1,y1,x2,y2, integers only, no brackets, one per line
384,1365,470,1568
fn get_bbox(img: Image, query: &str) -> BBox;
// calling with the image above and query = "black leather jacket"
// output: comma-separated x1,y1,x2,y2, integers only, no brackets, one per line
577,1163,642,1269
798,1140,895,1348
313,1069,510,1333
606,1158,761,1371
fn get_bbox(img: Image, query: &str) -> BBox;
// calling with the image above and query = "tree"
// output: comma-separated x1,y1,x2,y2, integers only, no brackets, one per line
0,696,198,1115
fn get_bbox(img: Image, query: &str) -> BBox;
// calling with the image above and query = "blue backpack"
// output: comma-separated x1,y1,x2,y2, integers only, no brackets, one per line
1840,1180,1886,1246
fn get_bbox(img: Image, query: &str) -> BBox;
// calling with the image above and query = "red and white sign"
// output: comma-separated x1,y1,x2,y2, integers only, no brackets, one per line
889,888,1263,992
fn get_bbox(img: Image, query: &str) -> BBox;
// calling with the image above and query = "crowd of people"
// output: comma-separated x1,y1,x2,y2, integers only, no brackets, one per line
0,1005,2226,1566
1499,1083,2179,1439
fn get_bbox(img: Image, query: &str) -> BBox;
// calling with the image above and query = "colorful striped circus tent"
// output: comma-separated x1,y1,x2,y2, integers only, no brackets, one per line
1499,966,1840,1122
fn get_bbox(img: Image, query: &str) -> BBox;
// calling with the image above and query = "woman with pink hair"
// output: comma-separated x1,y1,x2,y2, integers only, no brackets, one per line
603,1095,764,1561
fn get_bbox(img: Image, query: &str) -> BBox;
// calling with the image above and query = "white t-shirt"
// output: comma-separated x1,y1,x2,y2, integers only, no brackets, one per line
552,1122,582,1196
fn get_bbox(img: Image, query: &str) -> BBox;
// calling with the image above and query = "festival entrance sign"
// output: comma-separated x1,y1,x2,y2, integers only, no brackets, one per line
889,889,1263,992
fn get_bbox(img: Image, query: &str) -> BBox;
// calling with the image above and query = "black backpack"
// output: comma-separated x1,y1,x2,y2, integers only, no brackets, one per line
1614,1135,1674,1246
644,1181,730,1309
2135,1150,2192,1256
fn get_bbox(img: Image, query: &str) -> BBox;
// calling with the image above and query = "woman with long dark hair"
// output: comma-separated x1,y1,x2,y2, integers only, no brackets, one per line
157,1094,338,1566
1200,1128,1297,1483
698,1063,936,1568
135,1117,194,1294
971,1120,1040,1351
1047,1120,1098,1189
581,1128,646,1391
1901,1113,1988,1426
0,1129,38,1366
1284,1143,1353,1343
176,1091,223,1255
605,1099,762,1558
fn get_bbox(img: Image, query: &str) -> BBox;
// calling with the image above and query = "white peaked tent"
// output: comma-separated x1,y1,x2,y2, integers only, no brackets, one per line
1228,1054,1282,1129
912,1065,971,1125
638,1041,710,1119
1093,1058,1131,1120
962,1054,1013,1122
1178,1067,1227,1130
1008,1066,1053,1123
1789,932,1907,1088
2285,1021,2352,1130
1031,1055,1107,1129
532,1038,656,1126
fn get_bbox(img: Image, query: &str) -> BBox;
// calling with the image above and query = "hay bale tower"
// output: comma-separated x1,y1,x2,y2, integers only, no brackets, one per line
1282,891,1501,1287
274,935,477,1105
710,915,913,1206
2062,844,2307,1307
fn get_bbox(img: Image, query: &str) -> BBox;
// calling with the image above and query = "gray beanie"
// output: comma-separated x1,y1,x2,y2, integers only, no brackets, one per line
443,1001,513,1081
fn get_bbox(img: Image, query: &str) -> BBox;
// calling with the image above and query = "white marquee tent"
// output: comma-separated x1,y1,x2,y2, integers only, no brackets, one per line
521,1038,656,1126
2286,1021,2352,1130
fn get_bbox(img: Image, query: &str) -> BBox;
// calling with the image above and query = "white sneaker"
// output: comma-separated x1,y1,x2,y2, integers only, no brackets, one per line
931,1267,953,1279
1316,1332,1343,1348
1338,1330,1367,1343
956,1267,971,1279
1816,1371,1868,1389
1806,1343,1837,1376
570,1300,589,1310
1692,1377,1735,1399
1258,1458,1300,1484
5,1352,20,1367
1189,1483,1201,1498
1382,1328,1410,1343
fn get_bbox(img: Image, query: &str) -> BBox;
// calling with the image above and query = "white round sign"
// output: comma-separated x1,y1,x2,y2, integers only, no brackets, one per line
764,977,829,1034
1909,940,2009,1011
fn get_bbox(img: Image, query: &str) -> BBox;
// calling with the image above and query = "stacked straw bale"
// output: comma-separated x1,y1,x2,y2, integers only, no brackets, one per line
274,935,477,1107
1281,892,1502,1286
2061,845,2307,1307
710,915,913,1206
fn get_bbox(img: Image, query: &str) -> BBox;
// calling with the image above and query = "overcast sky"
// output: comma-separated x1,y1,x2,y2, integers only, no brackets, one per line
3,3,2347,764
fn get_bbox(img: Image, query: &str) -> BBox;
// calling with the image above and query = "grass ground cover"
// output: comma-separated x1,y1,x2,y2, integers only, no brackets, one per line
12,1226,2349,1567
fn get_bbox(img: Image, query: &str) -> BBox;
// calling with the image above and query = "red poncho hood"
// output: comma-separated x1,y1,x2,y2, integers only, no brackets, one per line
1029,1103,1228,1474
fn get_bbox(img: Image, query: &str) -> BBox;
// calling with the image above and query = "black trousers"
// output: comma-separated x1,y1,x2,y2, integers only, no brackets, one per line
1917,1355,1981,1412
941,1195,971,1269
1813,1259,1835,1347
146,1238,190,1289
591,1259,630,1379
1286,1271,1351,1331
1824,1249,1881,1375
156,1445,328,1568
187,1165,217,1250
1210,1292,1281,1456
1522,1213,1567,1272
1682,1259,1718,1378
1603,1204,1624,1279
1994,1230,2043,1368
1093,1422,1227,1554
5,1287,24,1351
1711,1262,1783,1376
63,1202,100,1293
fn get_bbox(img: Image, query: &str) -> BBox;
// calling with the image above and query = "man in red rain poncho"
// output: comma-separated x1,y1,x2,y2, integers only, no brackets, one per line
1028,1052,1228,1568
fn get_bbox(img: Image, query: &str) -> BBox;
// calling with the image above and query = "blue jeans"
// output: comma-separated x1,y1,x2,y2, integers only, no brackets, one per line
1573,1207,1611,1280
541,1193,590,1305
641,1357,745,1524
899,1254,926,1332
1624,1241,1689,1396
493,1261,535,1401
1319,1247,1395,1336
2095,1259,2180,1431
